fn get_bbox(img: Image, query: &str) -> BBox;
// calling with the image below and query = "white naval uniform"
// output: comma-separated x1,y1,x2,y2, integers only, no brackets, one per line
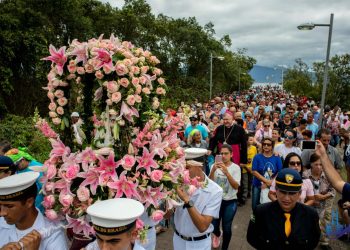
173,176,223,250
85,240,145,250
137,212,156,250
0,211,69,249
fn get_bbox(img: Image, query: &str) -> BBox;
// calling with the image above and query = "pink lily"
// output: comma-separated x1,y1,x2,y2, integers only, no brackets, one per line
66,215,94,238
96,152,118,185
69,41,88,65
92,48,113,70
136,147,158,175
117,102,139,123
42,45,67,75
78,168,100,195
54,179,73,196
107,172,139,199
77,147,97,171
150,132,168,159
49,138,71,159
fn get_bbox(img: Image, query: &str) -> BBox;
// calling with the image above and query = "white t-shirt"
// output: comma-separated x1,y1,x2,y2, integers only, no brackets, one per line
274,144,302,159
213,163,241,200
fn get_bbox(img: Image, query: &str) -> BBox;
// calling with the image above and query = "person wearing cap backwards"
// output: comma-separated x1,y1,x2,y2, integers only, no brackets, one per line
247,168,320,249
172,160,223,250
84,198,145,250
0,172,69,249
0,156,15,180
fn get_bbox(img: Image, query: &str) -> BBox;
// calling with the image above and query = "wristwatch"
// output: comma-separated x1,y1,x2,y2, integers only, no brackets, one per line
183,200,194,209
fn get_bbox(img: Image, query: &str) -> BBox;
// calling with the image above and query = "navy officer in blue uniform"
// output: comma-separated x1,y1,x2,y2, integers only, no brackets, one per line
247,168,320,249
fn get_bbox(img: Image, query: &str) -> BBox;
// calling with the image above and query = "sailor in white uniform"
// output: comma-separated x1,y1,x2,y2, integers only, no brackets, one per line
0,172,69,249
173,160,223,250
136,212,156,250
85,198,146,250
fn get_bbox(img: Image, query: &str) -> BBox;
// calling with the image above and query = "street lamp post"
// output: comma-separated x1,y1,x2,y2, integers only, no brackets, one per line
298,13,334,128
209,53,224,100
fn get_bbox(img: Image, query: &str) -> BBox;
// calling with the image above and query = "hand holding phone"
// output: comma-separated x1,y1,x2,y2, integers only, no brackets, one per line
301,140,317,150
215,155,223,163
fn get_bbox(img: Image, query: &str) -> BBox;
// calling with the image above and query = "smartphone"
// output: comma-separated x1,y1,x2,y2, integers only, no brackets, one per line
215,155,223,163
301,140,317,150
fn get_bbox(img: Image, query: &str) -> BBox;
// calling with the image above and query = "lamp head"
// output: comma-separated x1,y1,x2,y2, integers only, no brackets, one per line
297,23,315,30
217,56,225,60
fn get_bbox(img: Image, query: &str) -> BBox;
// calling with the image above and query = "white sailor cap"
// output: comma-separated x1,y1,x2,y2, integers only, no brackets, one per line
87,198,144,235
0,172,39,201
71,112,80,117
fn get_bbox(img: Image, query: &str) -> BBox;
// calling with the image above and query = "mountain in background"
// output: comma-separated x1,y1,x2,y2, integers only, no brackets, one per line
249,65,283,84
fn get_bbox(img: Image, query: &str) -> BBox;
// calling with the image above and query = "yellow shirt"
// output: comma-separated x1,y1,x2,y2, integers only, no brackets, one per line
244,145,257,173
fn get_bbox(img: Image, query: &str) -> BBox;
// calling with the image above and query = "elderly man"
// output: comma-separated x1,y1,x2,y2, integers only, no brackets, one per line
173,160,223,250
209,111,247,166
247,168,320,249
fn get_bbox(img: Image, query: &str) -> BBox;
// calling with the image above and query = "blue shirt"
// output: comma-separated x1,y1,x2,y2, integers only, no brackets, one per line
306,122,319,140
252,154,283,187
17,160,44,213
184,124,208,140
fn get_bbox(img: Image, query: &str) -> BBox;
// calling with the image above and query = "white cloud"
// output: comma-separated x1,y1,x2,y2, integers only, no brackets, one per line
103,0,350,67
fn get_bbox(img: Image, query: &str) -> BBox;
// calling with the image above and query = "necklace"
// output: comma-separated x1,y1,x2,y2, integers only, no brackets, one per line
223,124,235,144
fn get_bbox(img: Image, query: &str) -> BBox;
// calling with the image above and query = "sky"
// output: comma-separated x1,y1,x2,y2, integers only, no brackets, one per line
103,0,350,67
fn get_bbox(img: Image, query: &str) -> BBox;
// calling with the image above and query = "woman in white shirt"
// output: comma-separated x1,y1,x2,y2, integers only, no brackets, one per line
209,144,241,250
274,129,301,160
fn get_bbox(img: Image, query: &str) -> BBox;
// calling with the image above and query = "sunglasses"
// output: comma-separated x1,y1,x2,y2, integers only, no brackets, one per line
262,143,272,147
289,161,301,166
264,125,270,127
284,135,294,140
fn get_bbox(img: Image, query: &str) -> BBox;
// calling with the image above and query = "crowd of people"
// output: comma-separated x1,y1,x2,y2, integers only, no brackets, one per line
1,86,350,249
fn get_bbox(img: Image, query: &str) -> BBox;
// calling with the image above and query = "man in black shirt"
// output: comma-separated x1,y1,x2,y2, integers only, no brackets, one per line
247,168,320,249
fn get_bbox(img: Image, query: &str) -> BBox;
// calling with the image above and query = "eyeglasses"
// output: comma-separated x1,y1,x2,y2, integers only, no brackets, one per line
289,161,301,166
262,143,272,147
264,125,270,128
220,152,230,155
284,135,294,140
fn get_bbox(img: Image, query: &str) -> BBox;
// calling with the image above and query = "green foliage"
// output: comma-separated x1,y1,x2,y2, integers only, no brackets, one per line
0,0,256,117
0,114,50,162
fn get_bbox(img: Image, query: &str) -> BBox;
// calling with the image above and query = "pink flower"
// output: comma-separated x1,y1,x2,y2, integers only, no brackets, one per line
68,64,76,73
76,67,85,75
139,76,147,85
46,163,57,179
47,91,54,100
141,66,149,74
123,59,132,66
157,77,165,85
44,182,55,192
52,117,61,125
66,215,94,238
70,42,88,65
65,165,79,180
134,95,142,103
94,87,103,101
67,73,76,80
95,70,104,79
43,195,55,208
156,87,166,95
42,45,67,76
150,133,168,158
117,155,136,171
126,95,136,106
107,172,139,199
92,48,113,70
150,170,163,182
56,106,64,115
149,56,160,64
119,78,129,88
57,97,68,106
106,81,119,93
54,90,64,98
60,81,68,87
136,147,158,175
131,77,140,86
135,85,142,95
111,92,122,103
78,168,100,195
131,66,140,75
187,185,197,196
151,210,165,223
96,152,118,185
45,209,58,220
103,64,113,74
115,63,129,76
153,68,162,76
59,193,74,207
85,64,94,73
118,101,139,123
142,87,150,95
77,186,90,202
49,111,57,118
49,138,71,158
136,218,144,230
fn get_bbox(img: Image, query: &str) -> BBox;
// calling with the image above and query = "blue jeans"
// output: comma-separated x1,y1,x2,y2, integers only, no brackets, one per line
251,185,261,211
212,199,237,250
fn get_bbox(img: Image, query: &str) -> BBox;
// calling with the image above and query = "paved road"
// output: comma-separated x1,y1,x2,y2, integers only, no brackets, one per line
156,198,349,250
